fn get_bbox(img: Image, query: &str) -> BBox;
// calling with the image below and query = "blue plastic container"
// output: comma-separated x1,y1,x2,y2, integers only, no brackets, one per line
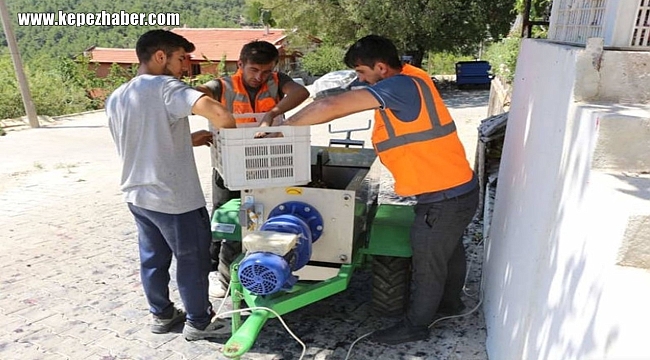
455,61,493,86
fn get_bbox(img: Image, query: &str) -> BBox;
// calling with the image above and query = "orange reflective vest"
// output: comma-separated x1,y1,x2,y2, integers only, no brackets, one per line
372,64,473,196
219,69,280,124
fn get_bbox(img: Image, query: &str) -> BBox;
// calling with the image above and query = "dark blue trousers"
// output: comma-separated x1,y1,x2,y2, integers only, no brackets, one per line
128,203,213,328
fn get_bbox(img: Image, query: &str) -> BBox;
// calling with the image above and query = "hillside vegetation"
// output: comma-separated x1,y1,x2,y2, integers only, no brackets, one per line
2,0,247,60
0,0,251,121
0,0,528,122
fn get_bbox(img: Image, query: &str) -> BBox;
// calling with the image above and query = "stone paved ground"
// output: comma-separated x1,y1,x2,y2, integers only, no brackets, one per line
0,88,490,360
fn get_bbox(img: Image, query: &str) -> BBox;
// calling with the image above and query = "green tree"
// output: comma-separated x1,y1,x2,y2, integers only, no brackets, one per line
515,0,552,20
245,1,277,26
515,0,552,37
482,0,550,84
0,54,23,119
267,0,517,67
28,67,91,116
104,63,132,91
299,44,346,75
0,54,91,119
57,55,103,91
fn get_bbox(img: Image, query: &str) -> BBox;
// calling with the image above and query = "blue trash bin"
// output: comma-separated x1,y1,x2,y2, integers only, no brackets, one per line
455,61,493,88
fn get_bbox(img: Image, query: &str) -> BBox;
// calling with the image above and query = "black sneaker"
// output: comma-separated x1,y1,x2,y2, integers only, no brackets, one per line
368,320,429,345
151,307,186,334
183,318,230,341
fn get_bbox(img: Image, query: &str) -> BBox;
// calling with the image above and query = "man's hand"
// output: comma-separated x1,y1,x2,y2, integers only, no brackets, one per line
259,112,276,128
254,113,282,138
191,130,213,147
192,96,236,129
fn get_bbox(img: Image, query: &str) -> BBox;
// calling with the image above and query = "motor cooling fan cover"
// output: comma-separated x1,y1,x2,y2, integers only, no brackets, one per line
238,252,290,295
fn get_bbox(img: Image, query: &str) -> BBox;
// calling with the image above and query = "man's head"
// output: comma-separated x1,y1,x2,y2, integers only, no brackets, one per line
135,29,195,79
344,35,402,85
237,41,279,88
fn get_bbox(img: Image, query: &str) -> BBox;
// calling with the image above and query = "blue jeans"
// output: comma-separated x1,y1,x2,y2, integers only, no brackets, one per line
407,185,479,327
128,203,213,328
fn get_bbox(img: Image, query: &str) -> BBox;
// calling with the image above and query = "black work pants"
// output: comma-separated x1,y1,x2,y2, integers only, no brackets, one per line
211,168,240,216
406,185,479,327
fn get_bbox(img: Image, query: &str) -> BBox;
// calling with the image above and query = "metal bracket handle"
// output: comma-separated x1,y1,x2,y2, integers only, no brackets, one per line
328,120,371,148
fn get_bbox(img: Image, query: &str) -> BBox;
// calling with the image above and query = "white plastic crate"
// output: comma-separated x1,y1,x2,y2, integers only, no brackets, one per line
213,125,311,190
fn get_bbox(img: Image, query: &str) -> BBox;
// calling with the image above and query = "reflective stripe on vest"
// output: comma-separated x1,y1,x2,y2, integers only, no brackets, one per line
375,76,456,153
371,65,472,196
220,72,280,123
221,77,247,111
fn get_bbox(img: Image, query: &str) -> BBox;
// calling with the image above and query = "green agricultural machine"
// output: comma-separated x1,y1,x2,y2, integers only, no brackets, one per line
211,126,414,358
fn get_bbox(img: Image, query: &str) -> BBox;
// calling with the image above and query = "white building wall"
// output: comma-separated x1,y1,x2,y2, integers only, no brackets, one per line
484,38,650,360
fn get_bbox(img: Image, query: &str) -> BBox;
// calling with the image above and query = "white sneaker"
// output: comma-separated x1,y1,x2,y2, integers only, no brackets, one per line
208,272,227,301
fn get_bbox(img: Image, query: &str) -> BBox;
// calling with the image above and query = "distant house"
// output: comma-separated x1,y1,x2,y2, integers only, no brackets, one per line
84,28,308,78
83,47,138,78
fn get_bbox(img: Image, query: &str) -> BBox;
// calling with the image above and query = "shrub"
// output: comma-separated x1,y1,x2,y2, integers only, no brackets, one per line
425,52,474,75
300,45,346,76
183,73,216,87
28,68,91,116
483,37,522,84
0,54,92,119
0,55,25,119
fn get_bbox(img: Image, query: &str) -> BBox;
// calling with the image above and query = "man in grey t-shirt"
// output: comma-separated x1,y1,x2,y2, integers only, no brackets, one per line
106,29,235,341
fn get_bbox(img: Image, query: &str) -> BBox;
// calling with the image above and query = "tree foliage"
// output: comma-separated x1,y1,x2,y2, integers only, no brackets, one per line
267,0,517,67
483,36,521,83
515,0,552,20
0,0,250,118
0,53,90,119
299,44,346,75
245,1,277,27
481,0,549,84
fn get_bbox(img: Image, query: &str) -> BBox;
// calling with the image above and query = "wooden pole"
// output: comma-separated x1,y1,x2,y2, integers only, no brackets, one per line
0,0,39,128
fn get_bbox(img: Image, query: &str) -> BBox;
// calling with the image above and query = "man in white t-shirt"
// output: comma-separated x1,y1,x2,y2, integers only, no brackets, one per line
106,29,235,341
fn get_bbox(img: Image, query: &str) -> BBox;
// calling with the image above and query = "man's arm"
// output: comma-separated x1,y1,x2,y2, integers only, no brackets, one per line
284,89,380,126
195,79,221,101
192,95,236,129
260,79,310,127
195,85,214,98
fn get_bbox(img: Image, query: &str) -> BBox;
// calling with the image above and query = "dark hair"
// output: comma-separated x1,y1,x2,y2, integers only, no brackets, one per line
135,29,195,63
344,35,402,69
239,41,279,65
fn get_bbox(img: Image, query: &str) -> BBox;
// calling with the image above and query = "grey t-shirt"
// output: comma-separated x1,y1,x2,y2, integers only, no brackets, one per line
106,75,206,214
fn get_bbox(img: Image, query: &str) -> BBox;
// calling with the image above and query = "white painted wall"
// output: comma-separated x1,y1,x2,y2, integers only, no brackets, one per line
484,39,650,360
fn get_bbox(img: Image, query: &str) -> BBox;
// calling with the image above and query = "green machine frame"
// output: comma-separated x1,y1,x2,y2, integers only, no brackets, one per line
211,191,414,358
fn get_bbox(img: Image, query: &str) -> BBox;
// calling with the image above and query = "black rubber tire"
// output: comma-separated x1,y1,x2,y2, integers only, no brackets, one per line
371,255,411,317
217,240,242,290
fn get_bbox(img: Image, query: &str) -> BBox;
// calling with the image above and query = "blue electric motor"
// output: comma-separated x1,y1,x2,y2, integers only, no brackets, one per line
238,201,324,296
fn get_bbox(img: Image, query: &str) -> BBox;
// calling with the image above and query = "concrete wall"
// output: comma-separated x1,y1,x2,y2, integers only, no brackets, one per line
484,39,650,360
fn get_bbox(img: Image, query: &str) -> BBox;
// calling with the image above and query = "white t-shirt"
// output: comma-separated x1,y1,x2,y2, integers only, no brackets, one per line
106,75,206,214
